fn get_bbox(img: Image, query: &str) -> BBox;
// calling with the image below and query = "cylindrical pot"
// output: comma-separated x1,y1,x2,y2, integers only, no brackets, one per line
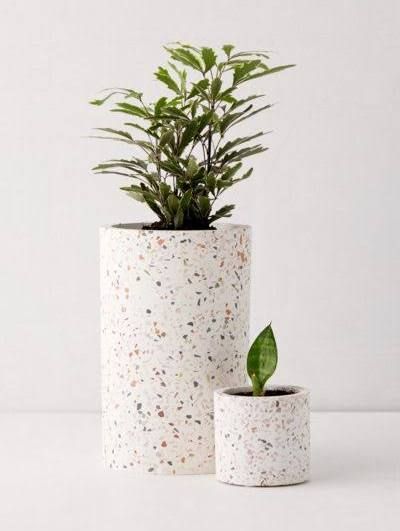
100,223,251,474
214,385,310,486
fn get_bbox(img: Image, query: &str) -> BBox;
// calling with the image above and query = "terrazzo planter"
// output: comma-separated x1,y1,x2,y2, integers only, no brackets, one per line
100,223,251,474
214,385,310,486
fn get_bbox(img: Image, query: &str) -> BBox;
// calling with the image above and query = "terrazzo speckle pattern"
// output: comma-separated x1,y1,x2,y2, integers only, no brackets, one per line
100,223,251,474
214,386,310,486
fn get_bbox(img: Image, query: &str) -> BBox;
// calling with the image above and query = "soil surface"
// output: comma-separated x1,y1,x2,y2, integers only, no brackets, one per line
234,389,297,397
142,222,215,231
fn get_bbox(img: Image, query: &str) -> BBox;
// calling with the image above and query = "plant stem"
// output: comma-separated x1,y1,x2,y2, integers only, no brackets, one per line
251,374,264,397
206,124,212,172
206,95,215,172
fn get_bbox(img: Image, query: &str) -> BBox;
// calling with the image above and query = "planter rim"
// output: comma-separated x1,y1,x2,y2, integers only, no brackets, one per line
215,384,309,400
100,222,250,233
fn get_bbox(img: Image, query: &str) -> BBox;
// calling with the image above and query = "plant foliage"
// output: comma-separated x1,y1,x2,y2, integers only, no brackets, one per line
90,43,294,229
247,323,278,396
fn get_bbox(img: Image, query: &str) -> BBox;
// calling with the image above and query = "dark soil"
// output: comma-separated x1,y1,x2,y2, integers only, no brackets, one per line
142,221,215,231
235,389,297,397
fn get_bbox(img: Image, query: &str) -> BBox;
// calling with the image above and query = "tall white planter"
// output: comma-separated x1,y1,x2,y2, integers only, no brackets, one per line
214,385,310,486
100,223,251,473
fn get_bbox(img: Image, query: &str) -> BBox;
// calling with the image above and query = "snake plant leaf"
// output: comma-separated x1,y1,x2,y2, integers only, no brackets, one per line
247,323,277,396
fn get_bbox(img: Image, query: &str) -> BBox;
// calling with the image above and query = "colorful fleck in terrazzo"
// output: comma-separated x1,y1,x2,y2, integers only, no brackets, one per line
100,223,251,473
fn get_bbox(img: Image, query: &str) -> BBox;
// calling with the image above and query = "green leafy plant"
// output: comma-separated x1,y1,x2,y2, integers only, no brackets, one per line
247,323,277,396
90,43,294,229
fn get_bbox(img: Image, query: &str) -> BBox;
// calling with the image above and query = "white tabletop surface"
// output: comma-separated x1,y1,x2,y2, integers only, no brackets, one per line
0,412,398,531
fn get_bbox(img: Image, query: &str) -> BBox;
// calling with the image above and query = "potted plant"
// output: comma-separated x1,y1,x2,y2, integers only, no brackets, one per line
214,324,310,486
91,43,294,474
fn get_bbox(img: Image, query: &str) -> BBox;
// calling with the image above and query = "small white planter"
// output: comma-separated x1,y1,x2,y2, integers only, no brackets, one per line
100,223,251,474
214,385,310,486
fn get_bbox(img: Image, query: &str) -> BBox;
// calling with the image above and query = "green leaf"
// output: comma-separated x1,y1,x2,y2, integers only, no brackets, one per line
231,50,271,60
229,94,265,111
221,163,242,180
124,89,143,100
112,102,148,118
161,106,190,121
167,194,180,214
120,184,146,193
190,100,198,118
159,130,174,148
201,47,217,72
90,92,118,106
155,67,180,94
223,145,268,164
209,204,235,223
159,182,172,200
224,104,273,131
166,47,203,72
198,195,210,217
122,188,146,203
216,132,265,158
188,78,209,98
211,78,222,100
246,64,296,82
246,324,277,396
93,161,146,173
216,179,233,191
94,128,133,141
222,44,235,58
88,135,133,145
178,119,200,154
95,170,134,178
179,189,192,211
124,122,159,138
89,88,143,106
142,193,164,220
154,97,168,116
219,110,248,134
206,172,216,191
159,159,184,176
196,110,214,133
233,60,261,84
172,42,201,53
233,167,253,183
168,62,187,94
187,156,199,177
174,207,184,228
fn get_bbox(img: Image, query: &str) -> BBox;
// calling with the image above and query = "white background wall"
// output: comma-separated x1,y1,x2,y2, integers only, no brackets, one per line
0,0,399,411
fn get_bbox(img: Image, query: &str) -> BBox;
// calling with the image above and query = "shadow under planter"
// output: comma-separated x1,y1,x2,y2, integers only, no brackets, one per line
214,385,310,486
100,223,251,474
